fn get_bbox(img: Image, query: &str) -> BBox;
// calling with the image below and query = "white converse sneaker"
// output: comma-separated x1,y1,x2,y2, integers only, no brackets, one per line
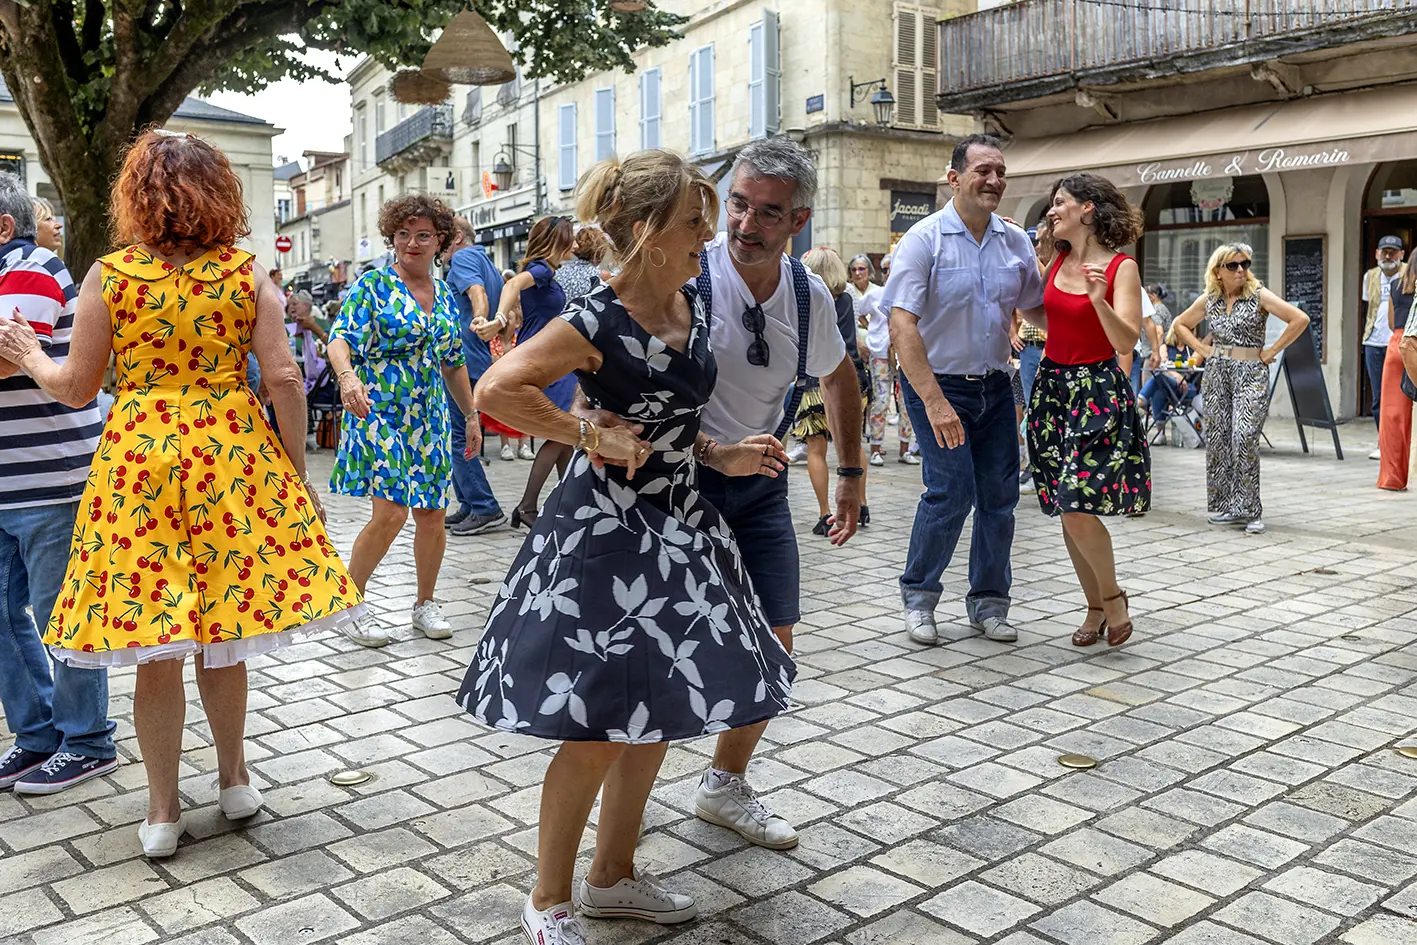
519,443,535,460
342,614,392,648
218,784,263,820
411,600,453,640
694,772,798,850
520,898,585,945
138,815,186,858
500,443,515,461
898,452,921,466
869,452,885,467
578,871,697,924
971,615,1019,643
904,609,938,645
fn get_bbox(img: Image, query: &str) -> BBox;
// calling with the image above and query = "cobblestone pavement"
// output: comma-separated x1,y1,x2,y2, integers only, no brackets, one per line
3,423,1417,945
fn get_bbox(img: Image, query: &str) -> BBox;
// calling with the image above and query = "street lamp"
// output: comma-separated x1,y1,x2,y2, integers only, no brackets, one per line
850,77,896,128
492,153,514,191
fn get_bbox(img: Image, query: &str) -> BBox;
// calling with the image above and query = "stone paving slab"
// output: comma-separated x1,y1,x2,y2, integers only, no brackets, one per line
3,424,1417,944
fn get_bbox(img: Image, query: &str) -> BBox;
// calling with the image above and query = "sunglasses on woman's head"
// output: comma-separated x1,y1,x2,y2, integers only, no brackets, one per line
1224,259,1253,272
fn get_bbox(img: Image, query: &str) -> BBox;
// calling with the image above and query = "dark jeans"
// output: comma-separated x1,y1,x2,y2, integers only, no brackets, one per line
1365,343,1386,429
697,465,799,628
1141,372,1184,426
448,383,502,517
899,371,1017,621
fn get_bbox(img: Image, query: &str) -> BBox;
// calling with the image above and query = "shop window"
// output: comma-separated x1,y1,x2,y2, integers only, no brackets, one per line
1141,174,1270,310
1366,161,1417,210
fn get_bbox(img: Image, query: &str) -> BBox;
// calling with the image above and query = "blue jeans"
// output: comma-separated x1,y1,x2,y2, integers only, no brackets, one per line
0,502,115,758
1018,344,1044,403
1141,373,1183,426
1128,352,1143,393
900,372,1017,620
1365,343,1386,429
448,384,502,517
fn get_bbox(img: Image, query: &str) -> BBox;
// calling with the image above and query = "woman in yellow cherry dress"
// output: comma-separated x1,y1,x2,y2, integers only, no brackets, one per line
0,131,364,860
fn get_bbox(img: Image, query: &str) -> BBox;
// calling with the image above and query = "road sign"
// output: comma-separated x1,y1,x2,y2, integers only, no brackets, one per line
275,235,293,253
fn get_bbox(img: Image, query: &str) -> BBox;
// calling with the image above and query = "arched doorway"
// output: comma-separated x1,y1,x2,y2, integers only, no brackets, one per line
1139,175,1270,312
1358,162,1417,418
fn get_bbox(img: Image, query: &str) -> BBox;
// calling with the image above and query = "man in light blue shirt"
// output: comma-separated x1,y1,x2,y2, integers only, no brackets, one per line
883,133,1046,647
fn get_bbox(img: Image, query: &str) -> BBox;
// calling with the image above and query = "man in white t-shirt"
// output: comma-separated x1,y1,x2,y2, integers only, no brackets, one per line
1363,236,1407,460
668,138,867,850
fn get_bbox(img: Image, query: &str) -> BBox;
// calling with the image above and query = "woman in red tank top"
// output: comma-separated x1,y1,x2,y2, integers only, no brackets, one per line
1025,173,1150,648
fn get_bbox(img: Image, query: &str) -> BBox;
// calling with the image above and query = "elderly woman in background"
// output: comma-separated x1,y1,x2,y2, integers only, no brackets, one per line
326,194,480,648
1172,243,1309,532
31,197,62,254
555,225,612,301
481,215,576,528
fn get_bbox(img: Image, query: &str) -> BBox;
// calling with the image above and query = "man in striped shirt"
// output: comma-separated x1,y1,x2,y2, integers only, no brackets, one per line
0,172,116,794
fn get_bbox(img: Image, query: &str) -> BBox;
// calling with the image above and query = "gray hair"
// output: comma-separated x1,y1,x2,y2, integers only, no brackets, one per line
0,172,36,240
288,289,314,307
847,254,874,277
730,136,817,209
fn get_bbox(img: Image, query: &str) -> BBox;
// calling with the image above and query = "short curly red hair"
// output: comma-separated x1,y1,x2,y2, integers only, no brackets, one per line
111,130,251,252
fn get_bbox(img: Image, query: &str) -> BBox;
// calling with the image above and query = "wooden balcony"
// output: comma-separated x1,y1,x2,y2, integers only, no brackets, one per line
936,0,1417,113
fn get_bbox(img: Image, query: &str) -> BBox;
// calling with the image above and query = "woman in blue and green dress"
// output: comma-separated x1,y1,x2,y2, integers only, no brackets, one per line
325,194,480,648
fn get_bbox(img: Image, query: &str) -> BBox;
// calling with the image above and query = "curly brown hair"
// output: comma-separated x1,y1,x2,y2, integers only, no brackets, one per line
378,193,456,253
111,131,251,252
1049,173,1144,252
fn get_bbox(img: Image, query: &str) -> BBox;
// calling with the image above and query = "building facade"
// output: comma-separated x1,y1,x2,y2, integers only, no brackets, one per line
276,150,355,299
935,0,1417,421
0,76,280,264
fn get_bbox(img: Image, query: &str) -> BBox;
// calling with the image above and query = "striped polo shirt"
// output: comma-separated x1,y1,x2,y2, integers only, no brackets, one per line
0,239,102,510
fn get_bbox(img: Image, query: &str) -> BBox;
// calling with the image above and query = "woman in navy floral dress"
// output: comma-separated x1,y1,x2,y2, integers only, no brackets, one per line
458,151,794,945
326,195,480,648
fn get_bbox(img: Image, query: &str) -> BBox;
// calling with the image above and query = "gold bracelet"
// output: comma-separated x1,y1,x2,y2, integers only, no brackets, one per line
577,418,600,452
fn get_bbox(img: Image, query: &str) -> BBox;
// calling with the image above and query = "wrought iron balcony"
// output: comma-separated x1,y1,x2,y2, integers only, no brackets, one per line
936,0,1417,112
376,105,454,170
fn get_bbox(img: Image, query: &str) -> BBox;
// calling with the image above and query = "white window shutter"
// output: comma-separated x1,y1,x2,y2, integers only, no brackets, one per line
696,45,716,155
749,21,765,140
689,53,699,153
595,87,616,160
558,103,578,191
919,9,938,129
763,9,781,135
640,69,663,150
892,4,919,129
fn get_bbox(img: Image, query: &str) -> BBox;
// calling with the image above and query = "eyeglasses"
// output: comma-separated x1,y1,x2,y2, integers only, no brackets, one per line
743,304,769,367
1223,259,1253,273
726,195,792,227
395,230,438,245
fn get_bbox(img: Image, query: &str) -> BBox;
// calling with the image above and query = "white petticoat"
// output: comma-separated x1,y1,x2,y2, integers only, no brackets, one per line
48,602,369,669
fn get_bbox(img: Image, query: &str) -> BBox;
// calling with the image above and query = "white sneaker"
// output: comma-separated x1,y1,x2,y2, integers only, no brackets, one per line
578,871,697,924
218,784,262,820
869,452,885,467
343,614,392,648
785,442,807,465
1369,448,1381,460
972,615,1018,643
1245,518,1266,534
411,600,453,640
138,815,186,858
887,413,900,426
694,772,799,850
899,453,921,466
521,898,585,945
501,443,515,461
519,443,535,460
905,609,938,645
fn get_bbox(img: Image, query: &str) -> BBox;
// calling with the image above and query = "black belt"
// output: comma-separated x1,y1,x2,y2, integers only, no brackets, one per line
1023,339,1046,348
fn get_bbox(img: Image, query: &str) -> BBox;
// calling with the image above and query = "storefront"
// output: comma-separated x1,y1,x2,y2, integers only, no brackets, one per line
981,84,1417,420
460,180,537,272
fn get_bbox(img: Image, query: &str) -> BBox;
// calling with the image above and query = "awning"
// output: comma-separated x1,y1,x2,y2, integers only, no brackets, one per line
970,84,1417,196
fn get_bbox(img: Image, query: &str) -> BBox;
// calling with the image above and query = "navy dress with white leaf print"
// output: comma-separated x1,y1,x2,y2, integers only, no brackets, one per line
457,282,795,742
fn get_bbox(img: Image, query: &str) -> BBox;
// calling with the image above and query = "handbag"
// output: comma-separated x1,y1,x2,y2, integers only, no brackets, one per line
316,408,342,449
1402,369,1416,403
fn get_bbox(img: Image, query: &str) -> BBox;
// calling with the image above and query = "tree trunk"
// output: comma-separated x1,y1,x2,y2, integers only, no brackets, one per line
57,153,122,276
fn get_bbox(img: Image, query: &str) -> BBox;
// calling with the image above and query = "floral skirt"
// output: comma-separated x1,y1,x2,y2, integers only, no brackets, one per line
1026,356,1151,517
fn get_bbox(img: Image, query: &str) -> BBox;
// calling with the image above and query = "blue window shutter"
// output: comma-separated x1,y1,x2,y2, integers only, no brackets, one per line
763,9,781,135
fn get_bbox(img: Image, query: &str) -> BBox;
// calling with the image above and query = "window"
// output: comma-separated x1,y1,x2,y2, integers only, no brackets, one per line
472,141,481,187
374,92,386,134
639,68,662,150
891,4,938,130
335,169,342,197
594,87,616,161
464,87,483,127
276,198,291,223
360,193,367,243
749,11,781,140
558,103,578,191
397,101,407,122
356,107,368,169
299,232,306,263
689,45,715,156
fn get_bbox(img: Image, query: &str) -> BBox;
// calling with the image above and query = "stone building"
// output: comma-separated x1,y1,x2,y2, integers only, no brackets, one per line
936,0,1417,422
277,150,355,300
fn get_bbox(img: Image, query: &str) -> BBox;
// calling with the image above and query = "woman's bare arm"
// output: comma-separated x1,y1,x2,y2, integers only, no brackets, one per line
474,317,602,445
249,263,310,479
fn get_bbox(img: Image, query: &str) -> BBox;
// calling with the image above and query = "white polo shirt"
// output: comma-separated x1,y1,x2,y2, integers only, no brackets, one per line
699,234,846,443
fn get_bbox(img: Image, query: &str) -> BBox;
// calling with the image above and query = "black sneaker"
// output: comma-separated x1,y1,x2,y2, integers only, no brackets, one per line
449,510,508,536
0,745,49,789
445,507,472,528
14,752,119,795
860,505,871,527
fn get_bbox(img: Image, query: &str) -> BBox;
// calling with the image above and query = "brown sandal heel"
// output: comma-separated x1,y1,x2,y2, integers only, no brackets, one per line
1104,590,1132,647
1071,606,1105,647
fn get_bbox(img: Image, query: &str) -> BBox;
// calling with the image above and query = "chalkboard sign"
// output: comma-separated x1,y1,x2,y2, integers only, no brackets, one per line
1272,323,1343,459
1283,236,1325,359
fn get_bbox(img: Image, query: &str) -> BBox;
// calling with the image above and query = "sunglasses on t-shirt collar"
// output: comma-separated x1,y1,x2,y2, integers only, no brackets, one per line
742,303,770,367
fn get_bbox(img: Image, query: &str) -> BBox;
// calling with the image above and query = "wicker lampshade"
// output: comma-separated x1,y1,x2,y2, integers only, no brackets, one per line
389,69,453,105
422,10,517,86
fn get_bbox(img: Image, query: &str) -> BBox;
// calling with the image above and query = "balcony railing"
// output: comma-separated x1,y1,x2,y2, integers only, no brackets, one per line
376,105,453,167
938,0,1413,103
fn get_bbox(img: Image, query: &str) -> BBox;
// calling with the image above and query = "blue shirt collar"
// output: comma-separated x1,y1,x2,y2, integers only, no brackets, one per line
937,199,1006,242
0,236,36,259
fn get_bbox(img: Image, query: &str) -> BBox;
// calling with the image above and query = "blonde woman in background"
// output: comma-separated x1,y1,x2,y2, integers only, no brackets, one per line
1171,243,1309,533
31,197,63,254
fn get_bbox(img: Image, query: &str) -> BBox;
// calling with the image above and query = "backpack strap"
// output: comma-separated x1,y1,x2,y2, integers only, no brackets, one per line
773,256,813,441
695,267,714,318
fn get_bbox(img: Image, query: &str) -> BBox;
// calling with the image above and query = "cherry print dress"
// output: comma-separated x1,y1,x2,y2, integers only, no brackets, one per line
45,246,366,668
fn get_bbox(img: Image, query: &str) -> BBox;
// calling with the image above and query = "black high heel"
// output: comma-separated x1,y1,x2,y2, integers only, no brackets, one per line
860,505,871,527
811,514,831,536
511,507,538,529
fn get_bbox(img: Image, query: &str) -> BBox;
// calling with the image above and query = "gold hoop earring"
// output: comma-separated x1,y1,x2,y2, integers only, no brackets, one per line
647,247,667,269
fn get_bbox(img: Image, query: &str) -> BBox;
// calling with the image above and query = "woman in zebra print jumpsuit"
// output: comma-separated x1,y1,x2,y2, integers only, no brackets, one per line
1171,244,1310,535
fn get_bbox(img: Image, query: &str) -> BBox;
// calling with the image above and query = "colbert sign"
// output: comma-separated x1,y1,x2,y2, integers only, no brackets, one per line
1136,145,1354,185
890,191,936,233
